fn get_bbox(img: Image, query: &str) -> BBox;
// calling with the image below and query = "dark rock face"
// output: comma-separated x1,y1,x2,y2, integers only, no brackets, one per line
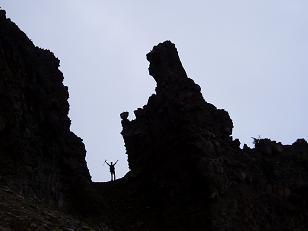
0,9,91,208
120,41,237,229
122,41,233,176
1,7,307,230
121,41,308,230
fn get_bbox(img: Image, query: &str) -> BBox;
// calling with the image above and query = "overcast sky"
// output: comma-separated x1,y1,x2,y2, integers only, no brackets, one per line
1,1,307,182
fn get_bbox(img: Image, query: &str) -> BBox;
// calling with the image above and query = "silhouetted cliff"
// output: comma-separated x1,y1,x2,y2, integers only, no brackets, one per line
0,9,91,209
0,7,307,231
119,41,308,230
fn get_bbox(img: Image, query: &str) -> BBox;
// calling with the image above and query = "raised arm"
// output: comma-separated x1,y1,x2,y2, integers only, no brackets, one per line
105,160,110,166
114,160,119,165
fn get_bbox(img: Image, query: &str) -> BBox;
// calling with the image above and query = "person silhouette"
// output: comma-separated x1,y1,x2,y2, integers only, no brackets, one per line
105,160,118,181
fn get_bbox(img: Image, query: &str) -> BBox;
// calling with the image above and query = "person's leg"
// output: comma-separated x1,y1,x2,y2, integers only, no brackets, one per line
114,172,116,180
110,173,113,181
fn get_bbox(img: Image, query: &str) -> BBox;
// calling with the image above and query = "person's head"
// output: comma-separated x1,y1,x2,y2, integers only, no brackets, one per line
111,162,113,165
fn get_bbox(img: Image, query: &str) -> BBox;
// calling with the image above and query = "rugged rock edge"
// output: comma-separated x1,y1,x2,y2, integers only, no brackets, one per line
0,7,308,231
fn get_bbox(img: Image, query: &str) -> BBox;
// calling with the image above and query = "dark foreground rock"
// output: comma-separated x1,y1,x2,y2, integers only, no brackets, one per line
0,8,93,212
0,7,307,231
0,185,111,231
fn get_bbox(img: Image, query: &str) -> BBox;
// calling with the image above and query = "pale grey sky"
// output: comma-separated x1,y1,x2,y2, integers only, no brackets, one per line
1,1,307,182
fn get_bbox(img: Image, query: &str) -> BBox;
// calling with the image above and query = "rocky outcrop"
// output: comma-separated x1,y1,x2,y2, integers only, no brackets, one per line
0,7,307,230
0,9,91,209
121,41,233,183
120,41,308,230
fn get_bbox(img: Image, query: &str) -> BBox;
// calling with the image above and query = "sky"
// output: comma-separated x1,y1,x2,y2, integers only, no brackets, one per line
0,1,307,182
